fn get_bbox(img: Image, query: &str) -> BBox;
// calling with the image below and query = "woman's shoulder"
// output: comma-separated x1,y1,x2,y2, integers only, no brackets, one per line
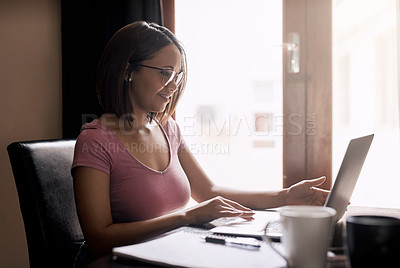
72,119,116,174
161,115,179,127
159,116,187,150
76,119,114,143
160,116,181,134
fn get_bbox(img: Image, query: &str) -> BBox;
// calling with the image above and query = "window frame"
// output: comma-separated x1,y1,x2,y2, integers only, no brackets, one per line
166,0,333,189
283,0,332,189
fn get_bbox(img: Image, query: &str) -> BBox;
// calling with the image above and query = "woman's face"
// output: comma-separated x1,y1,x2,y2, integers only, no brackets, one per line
129,44,182,115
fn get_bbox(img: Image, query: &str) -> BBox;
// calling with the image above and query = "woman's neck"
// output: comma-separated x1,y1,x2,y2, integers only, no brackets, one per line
100,113,156,134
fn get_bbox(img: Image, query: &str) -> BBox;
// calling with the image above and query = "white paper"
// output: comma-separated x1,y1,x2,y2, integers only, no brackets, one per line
113,229,286,268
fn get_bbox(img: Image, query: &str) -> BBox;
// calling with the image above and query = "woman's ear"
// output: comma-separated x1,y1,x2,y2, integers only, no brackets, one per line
124,63,133,82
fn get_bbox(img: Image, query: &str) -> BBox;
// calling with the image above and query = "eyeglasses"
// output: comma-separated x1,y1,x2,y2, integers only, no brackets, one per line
139,64,185,86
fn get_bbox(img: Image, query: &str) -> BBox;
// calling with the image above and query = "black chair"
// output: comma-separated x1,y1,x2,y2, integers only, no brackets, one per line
7,139,84,268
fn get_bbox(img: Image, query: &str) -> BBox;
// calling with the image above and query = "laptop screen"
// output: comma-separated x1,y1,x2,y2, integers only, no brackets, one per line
325,134,374,221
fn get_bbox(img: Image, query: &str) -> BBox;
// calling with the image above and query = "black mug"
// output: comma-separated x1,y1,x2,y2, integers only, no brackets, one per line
346,215,400,268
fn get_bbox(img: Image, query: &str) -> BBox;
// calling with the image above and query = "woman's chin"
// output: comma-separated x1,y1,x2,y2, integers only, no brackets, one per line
150,105,167,114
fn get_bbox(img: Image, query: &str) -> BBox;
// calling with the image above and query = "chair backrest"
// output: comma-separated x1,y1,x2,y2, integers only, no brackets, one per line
7,139,84,268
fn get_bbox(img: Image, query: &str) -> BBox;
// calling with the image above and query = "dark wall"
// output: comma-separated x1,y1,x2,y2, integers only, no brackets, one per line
61,0,162,138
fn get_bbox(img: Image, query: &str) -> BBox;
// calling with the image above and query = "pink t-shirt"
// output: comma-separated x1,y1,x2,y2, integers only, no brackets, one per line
72,117,191,223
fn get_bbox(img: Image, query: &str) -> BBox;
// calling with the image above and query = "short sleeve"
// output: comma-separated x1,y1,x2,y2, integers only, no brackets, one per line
174,120,187,152
163,117,187,153
72,129,113,175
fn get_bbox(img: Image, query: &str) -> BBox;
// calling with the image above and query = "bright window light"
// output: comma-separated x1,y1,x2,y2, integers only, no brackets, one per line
175,0,283,191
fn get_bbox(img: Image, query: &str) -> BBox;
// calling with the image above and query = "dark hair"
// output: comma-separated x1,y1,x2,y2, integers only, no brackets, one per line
96,21,187,123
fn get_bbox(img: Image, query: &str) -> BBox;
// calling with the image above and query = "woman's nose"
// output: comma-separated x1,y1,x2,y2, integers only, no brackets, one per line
165,80,178,92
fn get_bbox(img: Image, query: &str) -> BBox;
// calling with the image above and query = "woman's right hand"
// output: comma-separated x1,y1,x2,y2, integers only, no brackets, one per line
183,196,255,225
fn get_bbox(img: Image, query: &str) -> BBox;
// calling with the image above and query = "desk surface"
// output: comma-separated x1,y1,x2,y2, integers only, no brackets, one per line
84,206,400,268
85,254,347,268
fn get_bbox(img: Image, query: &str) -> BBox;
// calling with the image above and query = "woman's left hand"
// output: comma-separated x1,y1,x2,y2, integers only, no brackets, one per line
284,176,330,206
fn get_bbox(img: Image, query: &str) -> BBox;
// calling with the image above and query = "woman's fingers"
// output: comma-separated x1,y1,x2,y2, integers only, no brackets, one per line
217,209,255,221
218,196,254,212
303,176,326,187
216,197,255,219
311,187,330,205
218,210,244,217
185,196,255,225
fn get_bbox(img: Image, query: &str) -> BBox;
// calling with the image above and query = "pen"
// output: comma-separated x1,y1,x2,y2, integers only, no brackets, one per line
204,236,261,250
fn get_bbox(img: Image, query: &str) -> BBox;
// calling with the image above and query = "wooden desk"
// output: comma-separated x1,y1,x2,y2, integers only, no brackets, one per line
84,206,400,268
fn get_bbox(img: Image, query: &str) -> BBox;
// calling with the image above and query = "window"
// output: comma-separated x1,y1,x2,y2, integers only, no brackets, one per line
175,0,283,191
333,0,400,208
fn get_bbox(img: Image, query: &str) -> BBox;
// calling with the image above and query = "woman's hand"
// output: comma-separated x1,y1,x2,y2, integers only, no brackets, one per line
183,196,255,225
284,176,330,206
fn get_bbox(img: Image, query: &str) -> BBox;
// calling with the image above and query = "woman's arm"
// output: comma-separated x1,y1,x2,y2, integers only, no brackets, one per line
73,166,187,255
178,148,329,209
73,166,254,256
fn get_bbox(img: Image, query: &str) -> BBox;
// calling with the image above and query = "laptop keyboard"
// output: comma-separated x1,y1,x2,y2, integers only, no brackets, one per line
265,220,282,234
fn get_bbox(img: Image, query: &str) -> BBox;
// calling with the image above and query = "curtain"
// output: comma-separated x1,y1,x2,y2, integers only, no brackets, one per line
61,0,162,138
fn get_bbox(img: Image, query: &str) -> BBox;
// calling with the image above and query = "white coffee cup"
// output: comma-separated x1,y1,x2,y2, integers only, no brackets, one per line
263,206,336,268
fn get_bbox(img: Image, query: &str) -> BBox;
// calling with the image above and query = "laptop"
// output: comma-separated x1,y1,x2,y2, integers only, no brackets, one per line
209,134,374,239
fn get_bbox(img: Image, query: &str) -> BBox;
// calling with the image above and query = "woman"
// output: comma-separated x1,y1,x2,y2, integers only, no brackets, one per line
72,21,329,264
